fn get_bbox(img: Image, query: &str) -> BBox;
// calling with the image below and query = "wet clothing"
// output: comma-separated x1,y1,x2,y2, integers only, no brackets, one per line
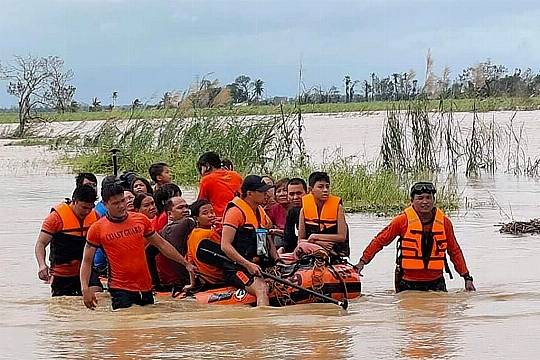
222,197,273,289
395,274,447,293
361,208,470,282
187,229,224,284
109,289,154,310
301,194,349,257
282,207,301,252
87,213,155,292
198,169,243,218
152,212,168,233
51,271,102,297
153,218,196,287
41,203,99,278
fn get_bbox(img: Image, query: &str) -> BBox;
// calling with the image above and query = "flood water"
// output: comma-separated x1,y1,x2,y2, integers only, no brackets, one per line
1,111,540,359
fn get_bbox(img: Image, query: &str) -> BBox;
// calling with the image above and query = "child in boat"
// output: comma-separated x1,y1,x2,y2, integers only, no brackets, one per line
149,162,172,191
282,171,349,262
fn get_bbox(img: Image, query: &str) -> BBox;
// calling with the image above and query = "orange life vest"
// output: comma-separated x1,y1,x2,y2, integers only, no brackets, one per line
50,202,98,273
186,228,224,284
399,206,447,271
225,197,271,262
302,194,349,257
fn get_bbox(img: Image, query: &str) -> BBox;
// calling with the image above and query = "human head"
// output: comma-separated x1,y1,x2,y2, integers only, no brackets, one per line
75,173,97,189
308,171,331,202
274,178,290,206
133,192,157,219
287,178,307,208
190,199,215,228
241,175,273,205
119,171,137,190
102,182,127,218
261,175,274,186
70,184,98,220
131,177,153,195
124,190,135,212
410,181,437,216
154,183,182,214
197,151,222,175
165,196,189,222
149,162,171,185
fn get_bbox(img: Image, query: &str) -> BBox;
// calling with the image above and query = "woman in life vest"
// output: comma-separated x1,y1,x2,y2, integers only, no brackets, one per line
186,200,225,286
355,182,476,292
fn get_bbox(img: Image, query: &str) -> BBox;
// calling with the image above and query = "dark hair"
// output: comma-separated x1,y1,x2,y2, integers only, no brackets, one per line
101,182,125,203
149,162,169,182
130,177,153,195
287,177,307,191
72,184,98,203
164,196,179,213
154,183,182,214
75,173,97,188
221,158,234,170
197,151,222,172
133,192,152,210
189,199,211,217
101,175,120,188
308,171,330,187
119,171,137,190
274,178,290,191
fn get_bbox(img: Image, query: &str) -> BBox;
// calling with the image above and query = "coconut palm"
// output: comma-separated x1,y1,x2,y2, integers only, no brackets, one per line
253,79,264,103
112,91,118,108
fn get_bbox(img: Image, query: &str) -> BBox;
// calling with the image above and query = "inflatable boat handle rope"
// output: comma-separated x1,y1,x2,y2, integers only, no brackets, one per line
199,248,349,310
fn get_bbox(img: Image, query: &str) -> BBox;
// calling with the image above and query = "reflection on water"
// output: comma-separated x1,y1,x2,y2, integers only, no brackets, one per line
2,110,540,359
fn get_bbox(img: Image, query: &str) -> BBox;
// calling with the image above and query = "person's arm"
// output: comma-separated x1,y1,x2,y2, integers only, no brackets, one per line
146,232,194,271
308,205,347,243
221,225,262,276
80,243,98,309
298,210,306,242
445,218,476,291
35,232,53,281
355,214,406,272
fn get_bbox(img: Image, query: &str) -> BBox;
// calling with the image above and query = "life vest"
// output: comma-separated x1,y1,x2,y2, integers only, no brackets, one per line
187,228,224,284
49,202,98,267
226,197,271,262
398,206,447,271
302,194,350,257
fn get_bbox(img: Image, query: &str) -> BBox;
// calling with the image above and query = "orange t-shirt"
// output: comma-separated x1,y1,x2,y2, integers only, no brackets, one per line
87,213,155,292
186,228,224,284
361,212,470,282
198,169,243,217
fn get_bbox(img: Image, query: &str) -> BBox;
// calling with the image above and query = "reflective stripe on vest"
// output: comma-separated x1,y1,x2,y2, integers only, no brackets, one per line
227,197,271,229
399,206,447,271
302,193,341,233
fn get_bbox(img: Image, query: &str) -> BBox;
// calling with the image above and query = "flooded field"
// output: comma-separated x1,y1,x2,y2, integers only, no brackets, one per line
1,110,540,359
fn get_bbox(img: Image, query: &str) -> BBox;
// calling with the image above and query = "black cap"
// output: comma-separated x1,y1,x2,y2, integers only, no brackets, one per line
241,175,273,193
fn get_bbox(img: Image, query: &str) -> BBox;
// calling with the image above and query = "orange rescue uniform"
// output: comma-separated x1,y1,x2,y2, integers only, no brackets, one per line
186,228,224,284
361,207,469,282
198,169,243,218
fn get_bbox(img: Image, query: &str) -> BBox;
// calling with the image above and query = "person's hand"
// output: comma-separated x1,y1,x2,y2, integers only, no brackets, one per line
465,279,476,291
82,288,98,310
38,265,50,282
245,262,263,277
354,259,365,276
307,234,319,243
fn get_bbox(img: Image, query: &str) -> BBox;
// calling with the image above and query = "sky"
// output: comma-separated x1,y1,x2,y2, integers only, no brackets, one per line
1,0,539,107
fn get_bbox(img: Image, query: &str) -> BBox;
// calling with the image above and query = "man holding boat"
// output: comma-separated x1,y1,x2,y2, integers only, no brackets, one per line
355,182,476,292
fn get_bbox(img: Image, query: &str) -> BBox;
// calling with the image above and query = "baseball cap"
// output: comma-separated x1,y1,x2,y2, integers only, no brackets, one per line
241,175,273,193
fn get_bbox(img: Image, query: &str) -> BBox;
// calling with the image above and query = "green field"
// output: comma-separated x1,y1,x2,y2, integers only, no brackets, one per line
1,97,539,124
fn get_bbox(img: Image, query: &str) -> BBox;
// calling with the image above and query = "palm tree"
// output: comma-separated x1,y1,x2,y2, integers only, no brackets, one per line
370,73,376,101
253,79,264,103
112,91,118,108
344,75,351,102
91,97,101,112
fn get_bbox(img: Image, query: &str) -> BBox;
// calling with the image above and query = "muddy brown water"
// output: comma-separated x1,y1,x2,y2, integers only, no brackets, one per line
1,111,540,359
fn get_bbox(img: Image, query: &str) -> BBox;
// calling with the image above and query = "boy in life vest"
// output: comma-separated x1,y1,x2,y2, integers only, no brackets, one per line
295,172,349,260
149,162,172,191
355,181,476,292
220,175,281,306
35,184,103,296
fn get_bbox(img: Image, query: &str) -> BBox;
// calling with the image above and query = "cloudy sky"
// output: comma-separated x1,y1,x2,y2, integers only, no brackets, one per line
1,0,539,107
